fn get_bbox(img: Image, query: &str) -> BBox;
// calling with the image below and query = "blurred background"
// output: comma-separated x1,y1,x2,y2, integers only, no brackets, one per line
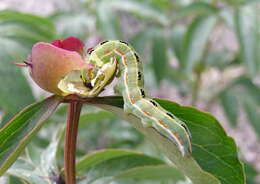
0,0,259,183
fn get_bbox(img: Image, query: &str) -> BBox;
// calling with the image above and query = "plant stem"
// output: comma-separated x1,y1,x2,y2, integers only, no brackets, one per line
64,102,82,184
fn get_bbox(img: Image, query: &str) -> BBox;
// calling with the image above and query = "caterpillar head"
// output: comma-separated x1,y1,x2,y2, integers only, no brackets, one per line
57,43,117,97
58,57,117,97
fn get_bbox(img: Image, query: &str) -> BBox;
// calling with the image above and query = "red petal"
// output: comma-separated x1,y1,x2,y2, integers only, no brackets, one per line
61,36,85,52
51,37,85,54
51,40,63,48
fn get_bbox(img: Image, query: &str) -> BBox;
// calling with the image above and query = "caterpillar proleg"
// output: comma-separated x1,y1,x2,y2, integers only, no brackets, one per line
86,40,192,156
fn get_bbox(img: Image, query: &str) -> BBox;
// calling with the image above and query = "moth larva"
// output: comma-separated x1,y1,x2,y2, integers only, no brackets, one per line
87,40,192,156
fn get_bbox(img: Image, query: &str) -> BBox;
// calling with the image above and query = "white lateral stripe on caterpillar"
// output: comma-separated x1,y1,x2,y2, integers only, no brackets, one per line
88,40,192,156
130,99,186,155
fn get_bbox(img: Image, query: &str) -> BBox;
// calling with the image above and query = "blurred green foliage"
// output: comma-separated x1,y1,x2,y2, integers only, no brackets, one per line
0,0,260,183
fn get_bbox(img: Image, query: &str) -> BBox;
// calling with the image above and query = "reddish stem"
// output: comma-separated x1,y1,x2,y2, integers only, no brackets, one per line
64,102,82,184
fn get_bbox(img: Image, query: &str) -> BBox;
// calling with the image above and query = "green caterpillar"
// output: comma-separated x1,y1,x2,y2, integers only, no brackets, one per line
83,40,192,156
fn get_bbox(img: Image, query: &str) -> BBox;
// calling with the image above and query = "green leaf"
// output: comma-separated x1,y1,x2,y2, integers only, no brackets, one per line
6,125,65,184
0,11,56,45
76,149,162,172
0,38,35,124
39,125,64,175
156,98,245,184
171,25,186,62
114,165,186,183
205,49,235,69
130,30,153,56
234,4,260,77
244,162,258,184
82,96,245,184
108,0,169,26
220,89,239,126
0,11,56,123
0,95,61,176
222,76,260,137
243,96,260,137
50,12,92,40
76,149,179,183
174,2,219,19
79,110,115,129
96,1,122,40
139,0,173,11
77,109,142,150
152,33,168,84
182,15,217,75
223,0,260,6
7,176,25,184
0,36,34,124
6,159,48,184
233,77,260,106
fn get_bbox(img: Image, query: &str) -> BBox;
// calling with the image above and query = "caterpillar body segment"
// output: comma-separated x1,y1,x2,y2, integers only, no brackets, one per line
87,40,192,156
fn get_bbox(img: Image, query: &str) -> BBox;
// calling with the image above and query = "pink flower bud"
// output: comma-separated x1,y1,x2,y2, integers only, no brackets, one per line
28,37,91,96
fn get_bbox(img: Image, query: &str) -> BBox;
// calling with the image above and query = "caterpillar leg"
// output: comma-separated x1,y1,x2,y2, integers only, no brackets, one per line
123,103,153,128
123,103,133,114
141,119,153,128
113,82,123,95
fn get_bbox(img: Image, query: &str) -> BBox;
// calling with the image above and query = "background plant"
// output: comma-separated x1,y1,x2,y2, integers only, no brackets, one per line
0,0,259,183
